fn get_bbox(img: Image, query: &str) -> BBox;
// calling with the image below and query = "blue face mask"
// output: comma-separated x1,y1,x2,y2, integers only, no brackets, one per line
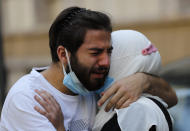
62,49,114,96
94,77,114,94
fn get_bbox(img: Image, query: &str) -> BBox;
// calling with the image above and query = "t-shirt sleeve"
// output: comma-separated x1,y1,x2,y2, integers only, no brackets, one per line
3,91,56,131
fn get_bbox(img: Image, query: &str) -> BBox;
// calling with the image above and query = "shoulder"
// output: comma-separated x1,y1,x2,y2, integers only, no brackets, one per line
115,96,161,130
116,96,157,119
128,96,163,117
2,88,36,117
1,85,56,131
6,69,46,101
2,71,46,115
5,75,39,103
115,96,170,131
0,69,56,130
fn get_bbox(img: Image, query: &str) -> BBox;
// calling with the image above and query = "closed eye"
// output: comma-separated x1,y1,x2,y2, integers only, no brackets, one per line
90,51,102,56
89,48,103,56
108,46,113,55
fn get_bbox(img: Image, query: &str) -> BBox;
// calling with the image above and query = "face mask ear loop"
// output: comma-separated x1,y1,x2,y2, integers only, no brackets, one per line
64,48,78,88
62,64,67,76
65,48,73,73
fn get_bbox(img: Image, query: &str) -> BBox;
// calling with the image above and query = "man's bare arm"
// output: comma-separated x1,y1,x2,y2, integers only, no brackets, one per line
142,73,178,108
98,72,178,111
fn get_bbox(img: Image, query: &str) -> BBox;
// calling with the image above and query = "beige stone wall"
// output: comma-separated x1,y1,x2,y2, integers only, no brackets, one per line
4,19,190,89
4,33,51,89
2,0,190,89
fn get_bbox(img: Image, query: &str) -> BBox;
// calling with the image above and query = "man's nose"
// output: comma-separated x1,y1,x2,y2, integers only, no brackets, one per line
98,53,110,67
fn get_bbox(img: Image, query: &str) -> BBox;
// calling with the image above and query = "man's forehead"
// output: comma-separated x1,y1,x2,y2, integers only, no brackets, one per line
82,30,111,48
83,41,112,51
84,30,111,40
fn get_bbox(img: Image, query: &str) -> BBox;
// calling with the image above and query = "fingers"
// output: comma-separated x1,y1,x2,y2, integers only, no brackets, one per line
35,89,54,105
120,99,132,108
120,97,139,108
34,94,51,112
34,105,47,116
115,96,128,109
98,83,119,107
37,89,59,107
34,90,53,112
34,89,60,113
34,89,64,129
104,89,124,112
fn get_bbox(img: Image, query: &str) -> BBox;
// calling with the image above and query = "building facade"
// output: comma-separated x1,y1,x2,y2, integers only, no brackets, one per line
2,0,190,89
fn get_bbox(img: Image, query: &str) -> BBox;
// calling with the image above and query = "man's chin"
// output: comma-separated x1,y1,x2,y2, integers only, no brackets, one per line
86,79,105,91
86,86,102,91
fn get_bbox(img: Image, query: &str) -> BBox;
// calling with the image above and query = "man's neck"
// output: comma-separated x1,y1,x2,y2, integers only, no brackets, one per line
41,63,76,96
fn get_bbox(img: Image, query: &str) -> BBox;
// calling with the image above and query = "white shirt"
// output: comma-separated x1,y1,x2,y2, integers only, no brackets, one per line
93,95,171,131
0,68,96,131
116,95,170,131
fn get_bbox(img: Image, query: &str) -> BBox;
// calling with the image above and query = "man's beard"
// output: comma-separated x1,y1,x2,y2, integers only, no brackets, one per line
66,54,109,91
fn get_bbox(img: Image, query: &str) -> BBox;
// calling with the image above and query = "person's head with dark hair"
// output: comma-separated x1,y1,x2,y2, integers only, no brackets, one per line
49,6,112,63
49,6,113,92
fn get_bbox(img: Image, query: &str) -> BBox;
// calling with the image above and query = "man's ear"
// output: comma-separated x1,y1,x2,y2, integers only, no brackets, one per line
57,45,67,64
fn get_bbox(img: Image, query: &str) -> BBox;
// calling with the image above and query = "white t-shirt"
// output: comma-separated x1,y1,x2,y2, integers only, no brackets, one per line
0,68,96,131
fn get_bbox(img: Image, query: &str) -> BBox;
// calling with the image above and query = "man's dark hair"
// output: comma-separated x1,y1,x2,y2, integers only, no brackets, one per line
49,6,112,62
